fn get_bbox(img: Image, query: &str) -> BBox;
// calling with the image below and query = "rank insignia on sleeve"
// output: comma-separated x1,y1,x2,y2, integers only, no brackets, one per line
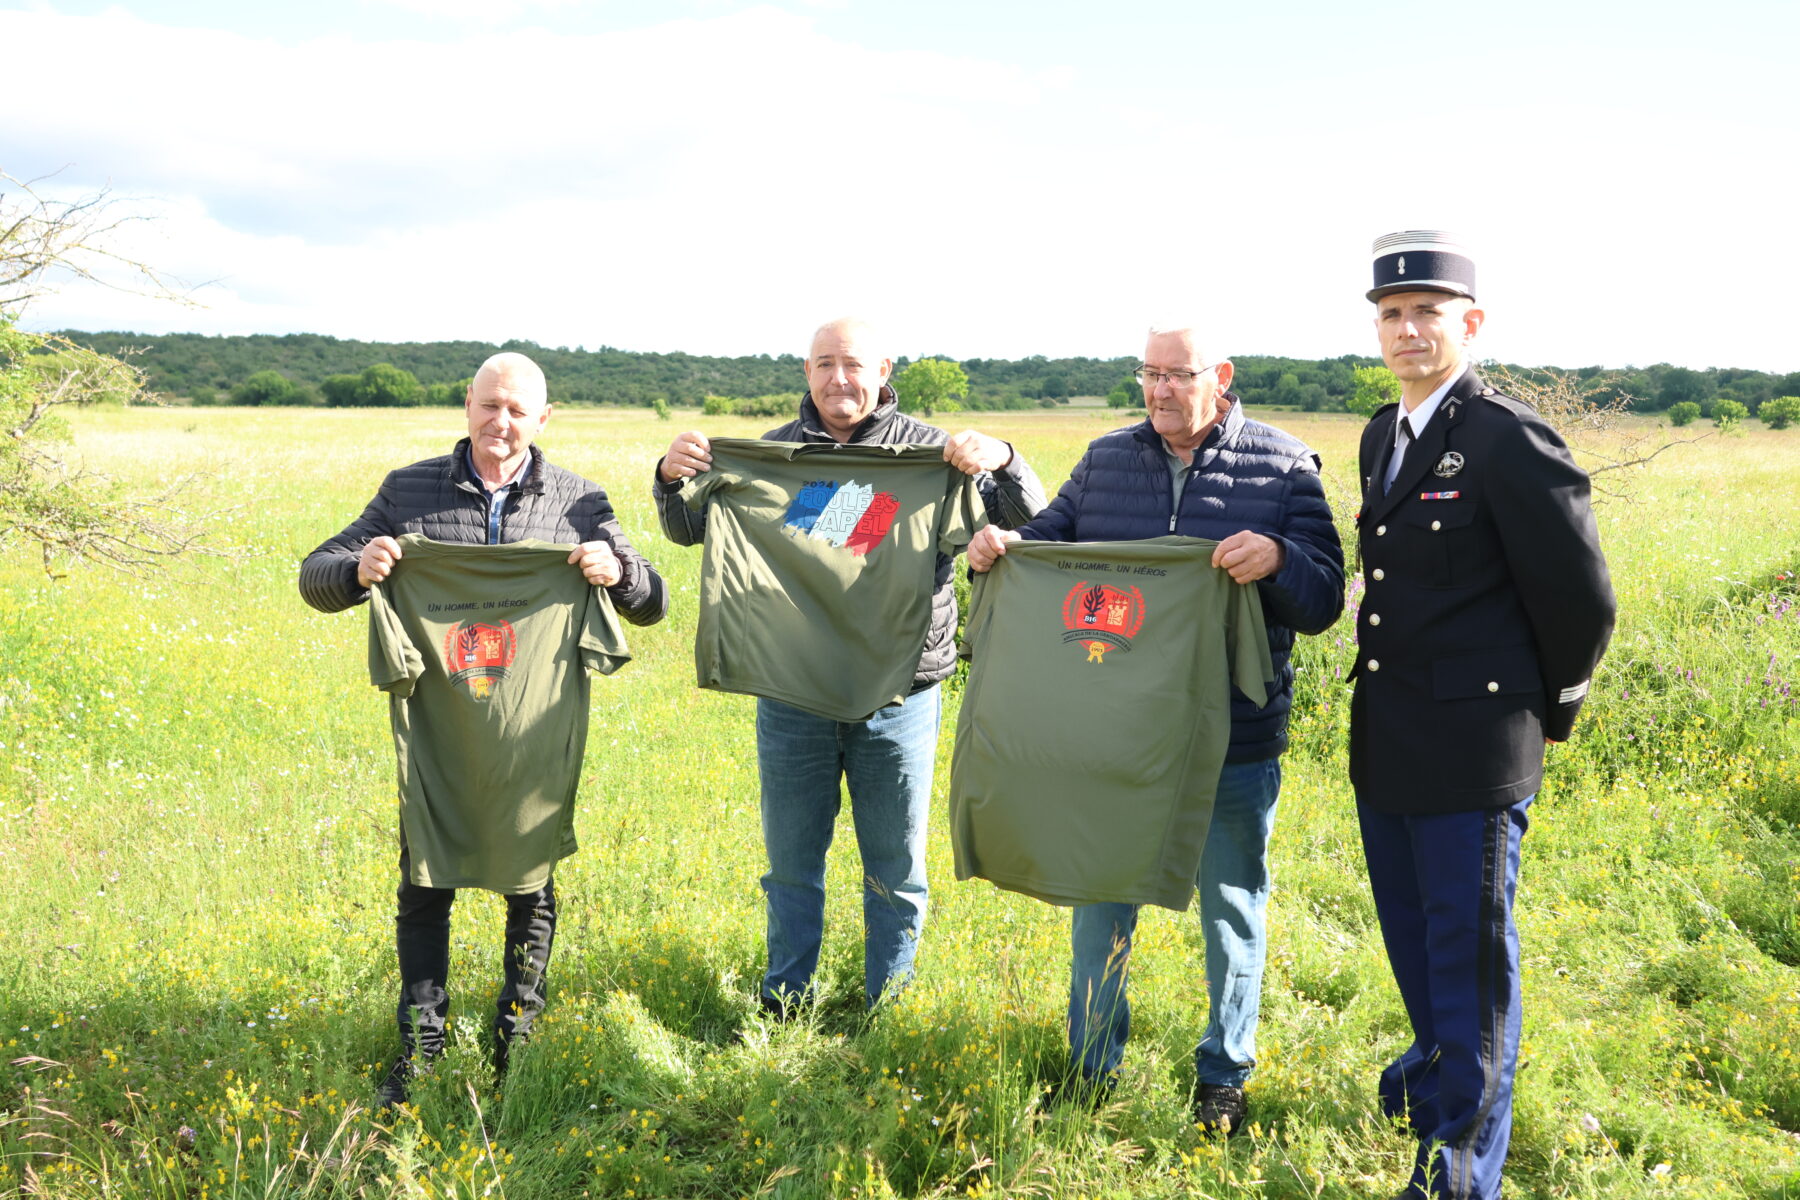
1060,582,1146,664
1433,452,1465,478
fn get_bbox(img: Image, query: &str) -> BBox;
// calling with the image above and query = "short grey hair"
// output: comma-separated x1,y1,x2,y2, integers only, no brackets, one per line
1143,323,1229,371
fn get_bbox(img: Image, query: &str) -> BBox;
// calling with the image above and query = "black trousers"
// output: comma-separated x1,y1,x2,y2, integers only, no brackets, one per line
394,848,557,1062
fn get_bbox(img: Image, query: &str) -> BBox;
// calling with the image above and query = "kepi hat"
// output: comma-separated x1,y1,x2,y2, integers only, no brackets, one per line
1367,230,1475,302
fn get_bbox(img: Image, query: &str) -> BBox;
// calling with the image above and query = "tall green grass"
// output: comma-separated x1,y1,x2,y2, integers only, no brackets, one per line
1,406,1795,1198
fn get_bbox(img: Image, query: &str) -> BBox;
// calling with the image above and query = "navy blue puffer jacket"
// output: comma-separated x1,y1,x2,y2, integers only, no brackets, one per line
1019,400,1345,761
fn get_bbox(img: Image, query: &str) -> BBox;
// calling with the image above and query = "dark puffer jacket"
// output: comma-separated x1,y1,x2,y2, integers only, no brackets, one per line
1019,399,1344,761
300,438,668,625
654,387,1045,691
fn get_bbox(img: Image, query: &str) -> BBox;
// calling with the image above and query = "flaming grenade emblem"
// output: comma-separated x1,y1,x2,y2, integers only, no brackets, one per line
1059,581,1146,663
442,620,518,699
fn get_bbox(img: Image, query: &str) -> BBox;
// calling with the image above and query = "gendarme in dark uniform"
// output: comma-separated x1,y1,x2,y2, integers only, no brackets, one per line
1350,232,1615,1200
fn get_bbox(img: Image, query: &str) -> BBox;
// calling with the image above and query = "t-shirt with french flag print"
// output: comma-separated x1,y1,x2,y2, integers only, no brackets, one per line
684,438,983,721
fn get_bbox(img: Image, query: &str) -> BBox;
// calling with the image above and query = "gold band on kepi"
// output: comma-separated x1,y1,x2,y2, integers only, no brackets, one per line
1367,230,1475,302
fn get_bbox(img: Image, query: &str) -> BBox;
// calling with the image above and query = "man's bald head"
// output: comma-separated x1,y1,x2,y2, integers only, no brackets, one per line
802,317,892,443
471,352,548,407
807,317,886,365
465,352,551,483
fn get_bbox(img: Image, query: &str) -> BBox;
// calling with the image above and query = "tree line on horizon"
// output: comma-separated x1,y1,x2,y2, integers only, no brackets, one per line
49,329,1800,418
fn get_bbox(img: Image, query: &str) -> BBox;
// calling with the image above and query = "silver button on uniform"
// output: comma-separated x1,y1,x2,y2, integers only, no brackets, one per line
1372,568,1385,580
1369,614,1381,625
1376,524,1387,536
1487,681,1499,693
1367,659,1380,671
1431,520,1442,531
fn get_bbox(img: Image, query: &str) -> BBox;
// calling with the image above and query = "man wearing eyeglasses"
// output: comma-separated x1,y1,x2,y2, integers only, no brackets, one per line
968,323,1344,1132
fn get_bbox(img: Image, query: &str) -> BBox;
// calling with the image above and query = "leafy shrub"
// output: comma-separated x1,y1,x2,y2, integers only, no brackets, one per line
894,358,969,416
355,362,421,407
1761,394,1800,430
1347,365,1400,415
318,363,423,407
1106,377,1142,409
1667,400,1701,426
319,372,359,406
698,393,798,419
1714,398,1748,430
734,392,801,419
231,369,296,406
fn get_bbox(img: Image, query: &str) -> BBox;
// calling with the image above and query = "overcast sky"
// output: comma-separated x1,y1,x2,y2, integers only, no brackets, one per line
5,0,1796,370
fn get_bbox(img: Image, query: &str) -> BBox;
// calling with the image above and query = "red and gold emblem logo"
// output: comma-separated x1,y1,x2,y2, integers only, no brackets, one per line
443,620,518,699
1060,582,1146,663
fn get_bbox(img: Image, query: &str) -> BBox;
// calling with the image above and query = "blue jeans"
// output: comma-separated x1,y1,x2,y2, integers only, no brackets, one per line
1359,795,1531,1200
1068,757,1281,1085
755,686,941,1008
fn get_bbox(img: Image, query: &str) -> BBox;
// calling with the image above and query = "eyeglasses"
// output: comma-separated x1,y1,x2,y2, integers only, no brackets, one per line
1135,364,1218,389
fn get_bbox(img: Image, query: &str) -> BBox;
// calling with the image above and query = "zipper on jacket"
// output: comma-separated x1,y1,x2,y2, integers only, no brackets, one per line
1170,463,1191,533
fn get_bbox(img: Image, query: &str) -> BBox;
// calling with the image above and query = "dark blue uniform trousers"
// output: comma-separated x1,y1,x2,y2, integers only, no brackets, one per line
1358,796,1530,1200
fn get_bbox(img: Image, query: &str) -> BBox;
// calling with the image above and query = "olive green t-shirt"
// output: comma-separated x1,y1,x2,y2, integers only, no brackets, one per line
684,438,983,721
367,535,631,894
948,537,1273,911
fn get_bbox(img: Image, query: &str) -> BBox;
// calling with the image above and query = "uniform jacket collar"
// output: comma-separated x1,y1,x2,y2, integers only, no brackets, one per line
796,385,903,444
1361,366,1481,523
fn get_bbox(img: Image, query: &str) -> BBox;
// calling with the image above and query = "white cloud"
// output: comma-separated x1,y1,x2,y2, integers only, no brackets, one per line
7,5,1109,353
362,0,589,26
6,5,1797,370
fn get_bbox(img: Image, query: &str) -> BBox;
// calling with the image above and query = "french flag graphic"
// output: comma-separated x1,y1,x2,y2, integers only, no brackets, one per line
783,480,900,556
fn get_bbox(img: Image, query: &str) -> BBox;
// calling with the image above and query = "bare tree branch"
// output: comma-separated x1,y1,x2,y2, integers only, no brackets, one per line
1,178,237,577
1,168,193,311
1585,433,1712,477
1480,362,1711,503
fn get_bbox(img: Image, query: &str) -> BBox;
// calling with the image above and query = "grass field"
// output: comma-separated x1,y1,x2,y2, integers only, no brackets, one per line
2,404,1797,1199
